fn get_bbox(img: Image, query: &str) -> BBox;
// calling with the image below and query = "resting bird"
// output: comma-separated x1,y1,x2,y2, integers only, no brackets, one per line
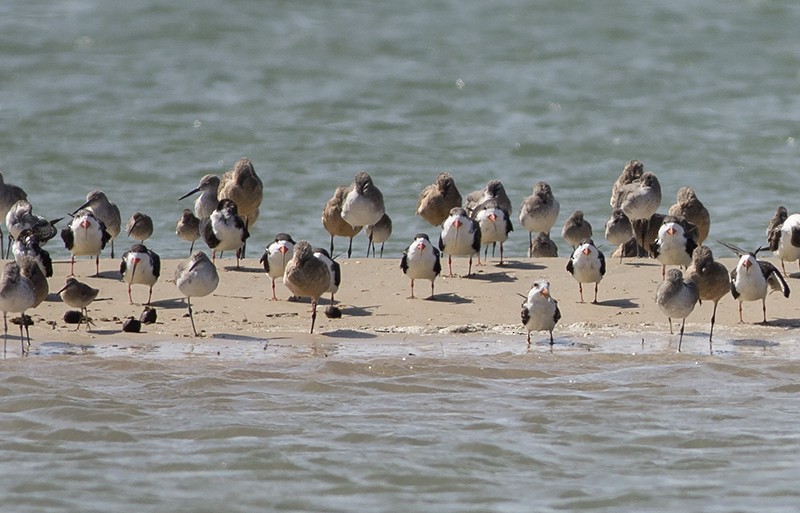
656,268,699,352
685,245,729,351
766,206,800,276
518,182,559,257
521,280,561,348
416,172,462,227
720,241,790,324
260,233,295,301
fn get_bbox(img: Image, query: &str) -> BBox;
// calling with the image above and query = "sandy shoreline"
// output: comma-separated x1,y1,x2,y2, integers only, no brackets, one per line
10,251,799,359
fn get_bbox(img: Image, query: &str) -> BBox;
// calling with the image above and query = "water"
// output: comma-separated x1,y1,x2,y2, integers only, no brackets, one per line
2,0,800,511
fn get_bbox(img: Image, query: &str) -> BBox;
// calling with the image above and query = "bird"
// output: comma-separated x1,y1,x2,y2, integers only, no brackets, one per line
721,241,790,324
4,199,61,256
604,208,633,248
685,245,730,350
656,268,699,352
17,256,48,309
521,280,561,348
472,199,513,265
561,210,593,249
61,209,111,276
566,239,606,303
260,233,295,300
519,181,560,257
530,232,558,258
465,179,512,218
438,207,481,277
175,208,201,254
365,213,392,258
0,172,28,259
619,171,662,253
218,157,263,258
12,229,53,278
652,216,698,279
766,207,800,276
0,261,35,355
73,190,121,258
283,240,331,334
125,211,154,243
416,172,462,227
174,251,220,337
56,277,100,331
667,187,710,244
179,174,221,220
610,159,644,209
120,243,161,304
202,199,250,269
322,185,363,258
313,247,341,305
400,233,442,299
341,171,385,256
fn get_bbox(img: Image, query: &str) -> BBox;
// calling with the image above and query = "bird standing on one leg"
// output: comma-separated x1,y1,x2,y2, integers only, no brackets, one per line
283,241,331,334
656,268,699,352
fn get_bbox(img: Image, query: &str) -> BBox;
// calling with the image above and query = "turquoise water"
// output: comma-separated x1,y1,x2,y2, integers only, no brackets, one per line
2,1,800,511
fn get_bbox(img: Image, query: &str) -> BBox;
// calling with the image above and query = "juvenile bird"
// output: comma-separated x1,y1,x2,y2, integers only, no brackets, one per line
530,232,558,258
218,157,263,258
766,206,800,276
0,261,35,355
61,209,111,277
365,213,392,258
685,245,729,350
561,210,593,249
125,211,154,243
472,199,513,265
667,187,710,244
176,208,201,255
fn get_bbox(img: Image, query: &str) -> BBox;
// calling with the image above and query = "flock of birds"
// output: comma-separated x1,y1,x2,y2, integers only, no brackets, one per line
0,157,798,356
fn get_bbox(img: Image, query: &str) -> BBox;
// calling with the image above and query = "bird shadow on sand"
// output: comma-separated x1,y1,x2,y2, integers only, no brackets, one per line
427,293,472,304
467,271,517,283
760,317,800,329
222,265,263,273
730,338,780,349
323,329,377,339
593,298,639,309
148,297,188,309
211,333,269,342
340,305,375,317
499,260,547,271
92,270,122,280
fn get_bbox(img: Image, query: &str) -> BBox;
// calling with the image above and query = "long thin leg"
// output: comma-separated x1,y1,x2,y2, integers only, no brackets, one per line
70,255,75,276
409,279,415,299
111,239,115,259
147,286,153,305
95,255,100,276
188,298,198,336
309,299,318,334
380,243,384,258
761,299,768,323
271,279,278,301
467,255,473,276
677,318,686,352
738,301,743,323
365,233,373,258
526,331,531,349
528,232,533,258
448,255,453,277
19,311,28,355
329,234,335,256
578,283,584,303
709,300,718,354
3,312,7,357
189,240,195,254
668,316,674,335
429,279,435,300
593,283,599,304
347,236,353,258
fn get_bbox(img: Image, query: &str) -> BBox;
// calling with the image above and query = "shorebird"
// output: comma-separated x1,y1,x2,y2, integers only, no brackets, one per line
619,171,662,253
610,159,644,209
218,157,263,257
0,172,28,259
61,209,111,276
438,207,481,277
686,245,730,350
604,208,633,247
73,190,121,258
472,199,513,265
656,268,699,352
12,229,53,278
313,247,341,304
125,211,154,243
0,261,35,355
17,256,48,309
175,251,220,337
365,213,392,258
175,208,201,254
667,187,710,244
566,239,606,303
283,241,331,334
120,243,161,304
721,241,790,324
530,232,558,258
260,233,295,300
322,185,363,258
400,233,442,299
652,216,698,279
561,210,593,249
416,172,462,227
4,199,61,256
57,277,99,331
179,174,221,220
341,171,385,256
766,206,800,275
202,199,250,269
519,181,559,257
465,179,512,218
521,279,561,349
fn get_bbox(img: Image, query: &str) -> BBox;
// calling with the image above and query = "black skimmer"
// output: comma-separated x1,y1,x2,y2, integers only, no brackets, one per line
438,207,481,277
721,241,790,324
566,239,606,303
313,247,341,304
766,206,800,275
0,172,28,259
174,251,220,337
341,171,385,256
180,174,221,221
57,277,100,331
652,215,698,279
202,199,250,269
686,245,730,350
0,261,35,355
218,158,262,257
400,233,442,299
530,232,558,258
125,211,154,244
260,233,295,300
365,213,392,258
472,199,513,265
561,210,593,249
283,241,331,334
416,172,462,227
322,185,363,258
120,243,161,304
12,229,53,278
521,279,561,348
61,209,111,276
667,187,710,244
73,190,121,258
619,171,662,253
519,181,559,257
175,208,201,255
656,268,699,352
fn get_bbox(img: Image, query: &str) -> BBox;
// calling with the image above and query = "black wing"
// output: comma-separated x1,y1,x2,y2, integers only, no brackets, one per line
99,219,111,249
652,239,661,259
729,267,740,299
331,260,342,288
791,225,800,248
400,251,409,274
260,251,270,272
471,221,481,254
119,252,128,277
566,255,575,275
61,226,74,251
432,247,442,276
597,248,607,276
553,300,562,324
203,219,220,249
40,248,53,278
685,235,698,260
151,250,161,279
759,260,790,298
520,302,530,326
